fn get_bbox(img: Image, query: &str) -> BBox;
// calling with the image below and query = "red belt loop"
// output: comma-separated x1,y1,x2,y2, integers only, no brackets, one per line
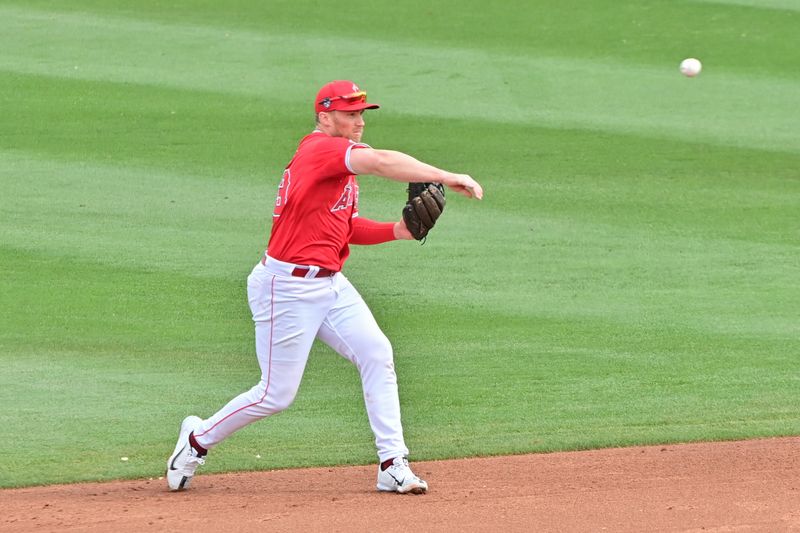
291,266,335,278
261,255,334,278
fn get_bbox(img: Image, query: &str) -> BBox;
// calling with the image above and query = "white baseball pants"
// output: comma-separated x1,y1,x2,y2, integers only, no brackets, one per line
193,256,410,463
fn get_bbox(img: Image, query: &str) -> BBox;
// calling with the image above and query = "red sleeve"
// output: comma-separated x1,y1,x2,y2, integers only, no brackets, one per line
312,135,370,179
350,217,396,245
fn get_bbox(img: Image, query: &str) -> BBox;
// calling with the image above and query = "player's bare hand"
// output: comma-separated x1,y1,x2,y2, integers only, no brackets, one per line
446,174,483,200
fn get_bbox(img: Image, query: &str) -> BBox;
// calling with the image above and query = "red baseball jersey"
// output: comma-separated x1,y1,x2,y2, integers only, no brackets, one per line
267,131,368,271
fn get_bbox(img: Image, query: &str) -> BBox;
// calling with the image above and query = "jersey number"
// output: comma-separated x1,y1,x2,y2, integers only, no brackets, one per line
273,169,290,217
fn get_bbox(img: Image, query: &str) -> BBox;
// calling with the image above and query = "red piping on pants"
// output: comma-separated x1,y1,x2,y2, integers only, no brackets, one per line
196,275,275,440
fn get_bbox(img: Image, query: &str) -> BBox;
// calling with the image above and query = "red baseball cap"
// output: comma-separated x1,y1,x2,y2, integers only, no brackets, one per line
315,80,380,114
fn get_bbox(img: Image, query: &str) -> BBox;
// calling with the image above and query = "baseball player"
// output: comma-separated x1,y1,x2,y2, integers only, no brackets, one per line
167,80,483,494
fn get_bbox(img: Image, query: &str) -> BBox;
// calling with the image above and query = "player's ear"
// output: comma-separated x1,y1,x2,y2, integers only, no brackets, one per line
317,111,332,128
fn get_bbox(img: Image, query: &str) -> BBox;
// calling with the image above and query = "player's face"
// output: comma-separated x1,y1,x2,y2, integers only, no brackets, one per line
329,110,365,142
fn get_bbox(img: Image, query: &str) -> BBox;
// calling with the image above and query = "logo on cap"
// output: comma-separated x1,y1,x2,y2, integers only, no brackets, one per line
321,98,332,109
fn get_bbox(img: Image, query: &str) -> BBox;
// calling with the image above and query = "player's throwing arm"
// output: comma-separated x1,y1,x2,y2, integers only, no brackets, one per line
350,148,483,240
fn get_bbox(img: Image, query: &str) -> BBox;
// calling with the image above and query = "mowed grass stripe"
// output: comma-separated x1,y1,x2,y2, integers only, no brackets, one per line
0,246,252,353
2,6,799,153
691,0,800,11
1,149,269,278
0,71,306,180
410,225,799,336
8,0,799,76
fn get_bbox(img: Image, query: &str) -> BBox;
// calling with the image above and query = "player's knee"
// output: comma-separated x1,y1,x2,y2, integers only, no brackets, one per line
268,394,296,413
253,378,299,414
268,383,300,413
363,334,393,365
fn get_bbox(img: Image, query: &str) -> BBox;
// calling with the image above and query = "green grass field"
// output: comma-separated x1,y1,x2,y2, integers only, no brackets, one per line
1,0,798,488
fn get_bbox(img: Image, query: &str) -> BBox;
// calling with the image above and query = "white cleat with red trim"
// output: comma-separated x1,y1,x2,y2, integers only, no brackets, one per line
376,457,428,494
166,415,205,491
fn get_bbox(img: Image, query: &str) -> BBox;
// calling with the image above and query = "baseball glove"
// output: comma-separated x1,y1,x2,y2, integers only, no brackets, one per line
402,182,446,241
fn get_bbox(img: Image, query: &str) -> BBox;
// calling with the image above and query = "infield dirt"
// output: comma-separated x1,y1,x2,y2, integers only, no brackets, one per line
3,437,799,532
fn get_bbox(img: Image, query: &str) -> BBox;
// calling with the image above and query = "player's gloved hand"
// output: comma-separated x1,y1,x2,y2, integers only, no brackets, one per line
402,183,446,241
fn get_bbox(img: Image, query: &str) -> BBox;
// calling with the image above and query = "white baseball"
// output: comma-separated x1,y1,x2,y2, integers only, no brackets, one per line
680,58,702,77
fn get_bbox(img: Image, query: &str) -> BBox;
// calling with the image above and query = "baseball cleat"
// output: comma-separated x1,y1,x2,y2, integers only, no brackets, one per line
166,415,205,491
376,456,428,494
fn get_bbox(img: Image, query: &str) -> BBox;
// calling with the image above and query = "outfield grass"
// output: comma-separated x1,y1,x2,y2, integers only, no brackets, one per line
1,0,798,488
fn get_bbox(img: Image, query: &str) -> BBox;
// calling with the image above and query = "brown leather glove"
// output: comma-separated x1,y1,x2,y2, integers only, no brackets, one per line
402,183,446,241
